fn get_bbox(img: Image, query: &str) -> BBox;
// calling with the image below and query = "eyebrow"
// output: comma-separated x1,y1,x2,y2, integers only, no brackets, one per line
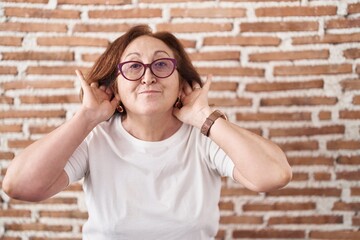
124,50,171,60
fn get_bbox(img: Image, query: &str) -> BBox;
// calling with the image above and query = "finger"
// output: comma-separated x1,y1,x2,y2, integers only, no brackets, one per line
192,82,202,90
110,94,120,109
90,82,99,88
203,75,212,93
76,69,89,91
183,81,192,95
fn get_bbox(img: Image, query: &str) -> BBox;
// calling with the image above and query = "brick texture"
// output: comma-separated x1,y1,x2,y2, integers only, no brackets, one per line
0,0,359,240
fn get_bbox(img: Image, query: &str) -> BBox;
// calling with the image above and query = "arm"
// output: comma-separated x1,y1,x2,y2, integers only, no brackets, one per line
2,70,119,202
173,76,292,192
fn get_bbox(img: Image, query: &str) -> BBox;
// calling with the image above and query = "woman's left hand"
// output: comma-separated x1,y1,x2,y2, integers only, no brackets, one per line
173,75,213,129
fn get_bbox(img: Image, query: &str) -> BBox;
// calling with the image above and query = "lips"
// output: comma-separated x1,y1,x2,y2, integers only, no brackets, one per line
139,89,161,94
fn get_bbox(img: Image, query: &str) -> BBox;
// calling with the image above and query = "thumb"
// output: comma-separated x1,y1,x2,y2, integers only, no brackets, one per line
203,75,212,93
76,69,89,92
110,94,120,109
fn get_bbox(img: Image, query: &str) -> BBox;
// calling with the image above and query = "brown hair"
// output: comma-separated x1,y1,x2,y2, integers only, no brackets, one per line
81,25,202,100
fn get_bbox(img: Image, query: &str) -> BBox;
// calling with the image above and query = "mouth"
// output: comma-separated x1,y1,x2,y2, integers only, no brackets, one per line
139,90,161,94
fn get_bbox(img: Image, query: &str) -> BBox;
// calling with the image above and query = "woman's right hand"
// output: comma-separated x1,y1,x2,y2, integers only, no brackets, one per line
76,70,119,125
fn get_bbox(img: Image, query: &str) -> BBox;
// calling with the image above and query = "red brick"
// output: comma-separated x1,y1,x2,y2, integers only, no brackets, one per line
352,187,360,196
89,9,161,18
243,201,316,211
0,110,66,118
203,36,280,46
261,96,337,106
220,215,263,224
219,201,234,211
209,97,252,107
171,7,246,18
267,188,341,197
3,0,47,2
344,48,360,59
26,66,89,75
210,82,238,91
2,80,74,90
348,3,360,14
0,124,22,133
341,78,360,90
314,172,332,181
197,67,264,77
4,7,80,19
245,79,324,92
269,215,342,225
58,0,131,4
2,51,74,61
249,49,329,62
278,140,319,151
236,112,311,121
189,51,240,61
337,156,360,165
39,210,88,219
326,18,360,29
37,36,109,47
319,111,332,120
288,156,334,166
310,230,360,239
353,95,360,105
241,21,318,32
5,223,72,232
233,229,305,239
157,23,233,33
0,36,23,46
274,64,352,76
8,139,35,148
81,53,101,62
327,140,360,150
337,170,360,181
256,6,337,17
0,209,31,217
0,22,67,32
293,33,360,45
221,187,259,196
29,125,59,134
0,66,18,75
269,125,344,137
20,95,80,104
0,96,14,104
339,110,360,119
332,201,360,211
73,23,132,32
0,151,15,160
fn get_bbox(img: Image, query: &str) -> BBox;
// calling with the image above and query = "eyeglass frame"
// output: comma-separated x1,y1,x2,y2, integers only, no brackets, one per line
117,58,177,81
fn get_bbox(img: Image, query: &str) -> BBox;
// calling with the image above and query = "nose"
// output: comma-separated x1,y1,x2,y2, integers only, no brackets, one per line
141,67,156,85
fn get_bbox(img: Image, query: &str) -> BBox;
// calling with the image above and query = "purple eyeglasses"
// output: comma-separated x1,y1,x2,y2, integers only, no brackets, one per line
117,58,177,81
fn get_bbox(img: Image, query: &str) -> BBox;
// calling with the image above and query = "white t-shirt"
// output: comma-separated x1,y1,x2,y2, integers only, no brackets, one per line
64,116,235,240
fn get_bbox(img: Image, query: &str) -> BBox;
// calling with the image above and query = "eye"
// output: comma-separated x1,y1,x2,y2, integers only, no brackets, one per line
129,62,143,70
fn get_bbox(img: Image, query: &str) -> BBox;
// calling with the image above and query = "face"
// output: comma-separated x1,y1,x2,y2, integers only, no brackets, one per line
116,36,180,117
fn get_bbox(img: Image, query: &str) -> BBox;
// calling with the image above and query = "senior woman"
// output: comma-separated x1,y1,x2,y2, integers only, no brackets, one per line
3,25,292,240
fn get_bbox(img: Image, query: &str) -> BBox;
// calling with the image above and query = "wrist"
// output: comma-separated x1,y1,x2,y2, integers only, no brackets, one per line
200,110,227,137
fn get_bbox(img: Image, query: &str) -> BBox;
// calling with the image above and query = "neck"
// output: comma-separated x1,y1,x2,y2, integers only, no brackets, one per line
121,113,182,141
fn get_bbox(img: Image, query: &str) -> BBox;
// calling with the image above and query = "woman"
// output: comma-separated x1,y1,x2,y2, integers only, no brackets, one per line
3,25,292,239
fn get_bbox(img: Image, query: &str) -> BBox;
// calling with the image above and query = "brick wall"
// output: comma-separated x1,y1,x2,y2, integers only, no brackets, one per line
0,0,359,239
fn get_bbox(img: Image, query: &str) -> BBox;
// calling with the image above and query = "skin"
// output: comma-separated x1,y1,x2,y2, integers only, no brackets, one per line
2,36,292,202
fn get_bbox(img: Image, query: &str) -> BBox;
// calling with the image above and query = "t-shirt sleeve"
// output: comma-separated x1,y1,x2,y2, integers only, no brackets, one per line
206,139,235,180
64,139,89,184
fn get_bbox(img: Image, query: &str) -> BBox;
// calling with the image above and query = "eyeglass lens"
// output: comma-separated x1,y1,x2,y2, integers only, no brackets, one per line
120,58,176,81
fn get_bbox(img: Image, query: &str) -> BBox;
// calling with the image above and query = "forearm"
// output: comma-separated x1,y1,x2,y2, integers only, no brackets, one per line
3,109,97,199
208,118,292,192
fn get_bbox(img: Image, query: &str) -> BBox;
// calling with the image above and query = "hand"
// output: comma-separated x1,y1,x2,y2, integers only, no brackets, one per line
76,70,119,124
173,75,213,129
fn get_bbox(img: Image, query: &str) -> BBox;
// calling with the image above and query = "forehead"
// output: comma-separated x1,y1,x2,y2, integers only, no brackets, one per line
121,35,174,59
